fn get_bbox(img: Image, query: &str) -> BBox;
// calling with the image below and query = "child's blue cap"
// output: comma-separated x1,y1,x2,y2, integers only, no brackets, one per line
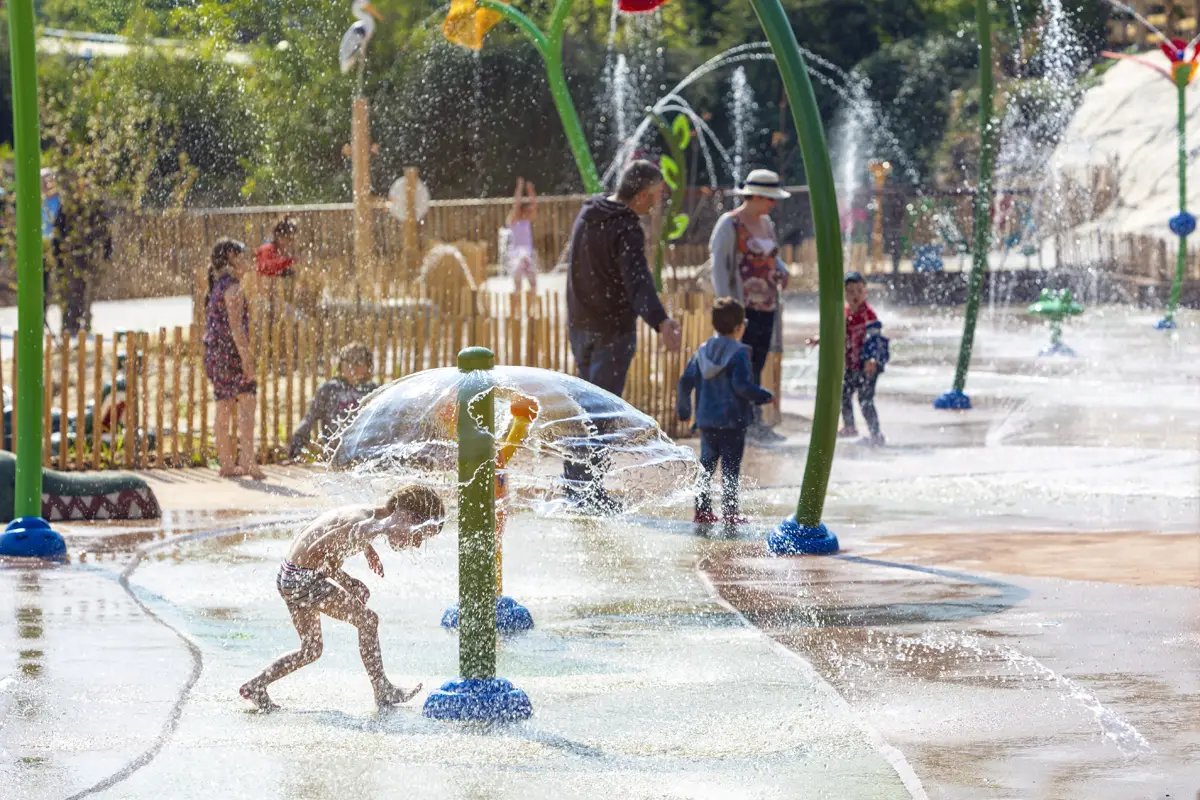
844,271,865,284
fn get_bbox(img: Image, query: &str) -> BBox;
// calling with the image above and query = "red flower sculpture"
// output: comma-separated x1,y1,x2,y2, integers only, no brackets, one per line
1103,38,1199,86
618,0,670,11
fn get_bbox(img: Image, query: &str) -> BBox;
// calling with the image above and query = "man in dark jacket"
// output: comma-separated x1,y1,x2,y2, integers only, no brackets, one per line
563,160,682,513
566,159,682,395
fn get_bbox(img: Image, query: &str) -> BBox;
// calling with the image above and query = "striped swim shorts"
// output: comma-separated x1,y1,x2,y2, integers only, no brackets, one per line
276,561,340,608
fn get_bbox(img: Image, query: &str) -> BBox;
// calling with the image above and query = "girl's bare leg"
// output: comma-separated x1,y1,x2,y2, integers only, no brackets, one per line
214,398,240,476
239,602,323,711
317,591,421,707
236,392,266,479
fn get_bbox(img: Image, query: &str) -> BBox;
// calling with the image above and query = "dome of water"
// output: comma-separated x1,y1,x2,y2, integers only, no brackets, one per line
329,366,698,513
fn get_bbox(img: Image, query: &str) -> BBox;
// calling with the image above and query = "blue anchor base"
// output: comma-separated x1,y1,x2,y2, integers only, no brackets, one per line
0,517,66,559
441,596,534,632
767,517,839,556
933,390,972,410
422,678,533,722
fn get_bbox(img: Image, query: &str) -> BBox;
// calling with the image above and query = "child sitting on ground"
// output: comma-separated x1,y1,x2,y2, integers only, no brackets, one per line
677,297,774,525
239,484,445,711
288,343,379,460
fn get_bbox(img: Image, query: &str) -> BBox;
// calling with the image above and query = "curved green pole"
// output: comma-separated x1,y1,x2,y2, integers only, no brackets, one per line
457,346,497,680
1164,74,1188,326
746,0,844,528
949,0,994,396
7,0,45,518
479,0,603,193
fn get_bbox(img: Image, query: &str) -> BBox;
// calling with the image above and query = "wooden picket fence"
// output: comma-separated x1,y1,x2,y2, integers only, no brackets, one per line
13,284,782,472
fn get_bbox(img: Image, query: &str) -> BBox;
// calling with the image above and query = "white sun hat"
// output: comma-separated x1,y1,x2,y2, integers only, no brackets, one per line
736,169,791,200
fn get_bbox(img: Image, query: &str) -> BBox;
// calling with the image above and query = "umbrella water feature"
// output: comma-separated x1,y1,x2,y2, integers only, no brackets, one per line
329,365,698,515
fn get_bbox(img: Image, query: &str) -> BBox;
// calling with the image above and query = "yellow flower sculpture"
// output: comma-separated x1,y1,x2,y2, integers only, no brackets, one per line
443,0,504,51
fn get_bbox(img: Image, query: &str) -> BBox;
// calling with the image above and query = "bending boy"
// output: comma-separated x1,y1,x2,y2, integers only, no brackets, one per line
239,484,445,711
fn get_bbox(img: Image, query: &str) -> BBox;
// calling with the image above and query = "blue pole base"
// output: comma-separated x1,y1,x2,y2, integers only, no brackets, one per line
422,677,533,722
767,516,839,556
441,596,534,632
0,517,66,559
1038,342,1075,357
933,390,972,410
1154,318,1177,330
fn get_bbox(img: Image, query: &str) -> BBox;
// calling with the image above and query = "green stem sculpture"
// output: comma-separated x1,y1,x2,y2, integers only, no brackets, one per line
456,347,498,680
937,0,994,410
7,0,45,518
445,0,845,547
746,0,844,535
1163,71,1189,327
478,0,603,193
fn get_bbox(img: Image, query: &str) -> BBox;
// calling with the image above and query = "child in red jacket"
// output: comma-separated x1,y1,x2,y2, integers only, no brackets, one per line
256,217,297,278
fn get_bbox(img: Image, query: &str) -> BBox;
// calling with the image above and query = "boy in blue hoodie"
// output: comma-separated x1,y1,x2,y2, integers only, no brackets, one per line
677,298,774,525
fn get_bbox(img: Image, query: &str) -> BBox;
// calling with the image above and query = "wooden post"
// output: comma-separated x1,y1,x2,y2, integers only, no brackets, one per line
140,333,151,468
352,97,375,296
10,332,16,456
156,328,167,467
284,320,295,446
42,334,52,468
92,335,103,470
404,166,420,279
188,326,199,466
57,332,69,470
171,328,182,466
75,331,86,470
124,334,136,468
197,327,208,466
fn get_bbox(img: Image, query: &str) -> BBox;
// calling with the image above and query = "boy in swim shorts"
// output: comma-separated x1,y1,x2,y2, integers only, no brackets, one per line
239,484,445,711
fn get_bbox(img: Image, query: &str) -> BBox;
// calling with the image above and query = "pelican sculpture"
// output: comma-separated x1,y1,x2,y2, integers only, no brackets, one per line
339,0,383,76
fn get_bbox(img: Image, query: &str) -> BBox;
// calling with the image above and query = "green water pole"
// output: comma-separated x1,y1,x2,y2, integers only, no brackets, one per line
747,0,844,539
456,347,497,680
938,0,994,409
480,0,603,193
8,0,45,518
1162,72,1190,328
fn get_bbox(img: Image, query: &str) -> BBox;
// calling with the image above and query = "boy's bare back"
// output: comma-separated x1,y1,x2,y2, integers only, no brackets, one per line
286,505,378,572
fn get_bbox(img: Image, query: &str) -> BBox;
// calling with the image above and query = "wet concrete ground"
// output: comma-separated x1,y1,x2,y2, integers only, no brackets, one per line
1,303,1198,799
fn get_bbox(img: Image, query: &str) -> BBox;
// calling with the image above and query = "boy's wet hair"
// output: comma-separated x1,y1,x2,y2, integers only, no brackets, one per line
338,342,373,373
386,484,445,527
711,296,746,336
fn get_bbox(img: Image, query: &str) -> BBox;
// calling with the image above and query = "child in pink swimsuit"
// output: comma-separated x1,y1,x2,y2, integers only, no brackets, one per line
505,177,538,293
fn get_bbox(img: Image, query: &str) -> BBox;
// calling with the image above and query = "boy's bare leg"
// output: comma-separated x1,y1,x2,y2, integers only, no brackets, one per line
317,591,421,707
239,603,323,711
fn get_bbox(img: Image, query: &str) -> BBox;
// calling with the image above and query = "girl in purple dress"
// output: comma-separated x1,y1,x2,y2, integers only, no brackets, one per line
203,238,265,479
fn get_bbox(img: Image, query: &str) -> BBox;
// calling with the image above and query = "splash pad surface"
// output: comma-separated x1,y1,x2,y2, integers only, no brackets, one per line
0,513,915,799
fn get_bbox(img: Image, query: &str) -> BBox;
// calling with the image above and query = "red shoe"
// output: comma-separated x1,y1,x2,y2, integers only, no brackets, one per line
693,509,719,524
838,426,859,438
723,514,749,526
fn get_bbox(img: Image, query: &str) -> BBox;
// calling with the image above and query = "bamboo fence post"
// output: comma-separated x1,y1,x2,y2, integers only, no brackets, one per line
75,331,86,470
42,334,52,467
271,311,283,458
139,332,151,468
111,332,121,467
124,333,136,468
172,327,183,466
156,328,167,467
257,309,268,460
189,325,200,466
298,320,310,425
198,329,208,466
285,321,295,446
57,332,69,470
9,332,16,456
91,334,103,469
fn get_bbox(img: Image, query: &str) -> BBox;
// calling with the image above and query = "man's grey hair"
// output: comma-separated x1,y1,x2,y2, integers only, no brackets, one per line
615,160,663,203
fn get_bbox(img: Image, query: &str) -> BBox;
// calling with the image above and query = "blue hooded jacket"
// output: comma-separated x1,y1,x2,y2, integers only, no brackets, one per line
677,336,774,430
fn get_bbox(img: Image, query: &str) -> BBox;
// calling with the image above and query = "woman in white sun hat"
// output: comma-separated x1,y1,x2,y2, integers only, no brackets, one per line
709,169,791,443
